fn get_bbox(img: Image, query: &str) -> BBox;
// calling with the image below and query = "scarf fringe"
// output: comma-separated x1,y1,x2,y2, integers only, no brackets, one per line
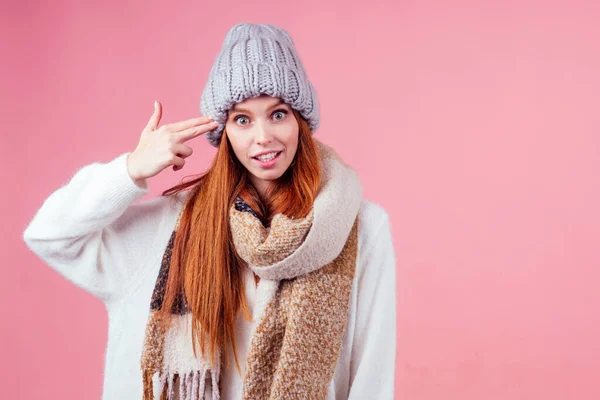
143,369,154,400
142,369,220,400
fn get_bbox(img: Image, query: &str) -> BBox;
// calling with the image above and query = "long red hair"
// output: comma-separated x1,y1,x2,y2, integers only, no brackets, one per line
157,109,321,376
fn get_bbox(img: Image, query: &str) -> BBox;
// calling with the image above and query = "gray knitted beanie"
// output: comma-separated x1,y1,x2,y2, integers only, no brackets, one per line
200,22,320,147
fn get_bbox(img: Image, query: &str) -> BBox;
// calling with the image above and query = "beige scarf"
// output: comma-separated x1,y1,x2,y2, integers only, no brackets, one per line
140,140,363,399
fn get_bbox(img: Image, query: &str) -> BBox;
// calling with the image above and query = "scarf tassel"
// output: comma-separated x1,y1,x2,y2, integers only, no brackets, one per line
142,369,220,400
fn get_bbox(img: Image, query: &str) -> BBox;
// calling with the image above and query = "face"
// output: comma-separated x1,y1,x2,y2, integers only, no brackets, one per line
225,94,299,196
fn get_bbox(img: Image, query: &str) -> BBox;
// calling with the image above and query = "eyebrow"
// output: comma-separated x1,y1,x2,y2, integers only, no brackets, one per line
230,99,286,114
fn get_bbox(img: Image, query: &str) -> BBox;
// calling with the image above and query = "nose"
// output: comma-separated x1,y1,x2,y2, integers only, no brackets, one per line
254,120,274,145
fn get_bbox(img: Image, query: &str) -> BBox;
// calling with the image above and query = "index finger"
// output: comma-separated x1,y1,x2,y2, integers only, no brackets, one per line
165,115,214,133
174,120,220,142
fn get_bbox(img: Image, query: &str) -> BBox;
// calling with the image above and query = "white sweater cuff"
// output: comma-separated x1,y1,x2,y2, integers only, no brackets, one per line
102,152,150,208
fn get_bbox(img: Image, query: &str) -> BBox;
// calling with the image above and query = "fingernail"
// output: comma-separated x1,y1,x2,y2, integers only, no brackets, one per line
154,101,157,110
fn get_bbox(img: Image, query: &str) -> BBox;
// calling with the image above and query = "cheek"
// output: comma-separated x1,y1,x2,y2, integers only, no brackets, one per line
226,128,248,147
279,122,299,147
226,132,249,161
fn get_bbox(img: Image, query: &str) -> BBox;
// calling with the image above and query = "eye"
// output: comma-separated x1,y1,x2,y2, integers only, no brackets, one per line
234,115,250,126
272,109,288,121
232,109,288,126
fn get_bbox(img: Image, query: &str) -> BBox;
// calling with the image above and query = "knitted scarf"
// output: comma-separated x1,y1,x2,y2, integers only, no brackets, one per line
140,140,363,399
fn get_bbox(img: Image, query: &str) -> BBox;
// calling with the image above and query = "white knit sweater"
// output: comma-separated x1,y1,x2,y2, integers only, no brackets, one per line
22,152,397,400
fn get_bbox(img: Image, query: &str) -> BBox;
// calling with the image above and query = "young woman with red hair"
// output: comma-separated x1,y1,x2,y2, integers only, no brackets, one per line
23,22,396,400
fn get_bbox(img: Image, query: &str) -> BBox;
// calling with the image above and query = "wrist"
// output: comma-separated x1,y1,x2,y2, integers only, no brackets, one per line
126,152,142,182
133,177,148,190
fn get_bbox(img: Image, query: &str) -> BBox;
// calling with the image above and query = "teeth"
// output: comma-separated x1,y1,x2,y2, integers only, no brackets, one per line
256,151,279,161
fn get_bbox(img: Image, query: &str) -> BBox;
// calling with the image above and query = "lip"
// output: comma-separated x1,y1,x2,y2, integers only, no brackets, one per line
252,150,282,168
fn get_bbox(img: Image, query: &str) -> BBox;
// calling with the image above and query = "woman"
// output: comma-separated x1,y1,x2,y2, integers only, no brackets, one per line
23,22,396,399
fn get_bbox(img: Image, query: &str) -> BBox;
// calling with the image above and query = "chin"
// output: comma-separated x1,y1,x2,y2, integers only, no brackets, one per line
252,168,286,181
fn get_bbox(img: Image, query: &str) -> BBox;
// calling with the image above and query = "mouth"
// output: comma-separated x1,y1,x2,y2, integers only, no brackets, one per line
252,151,283,168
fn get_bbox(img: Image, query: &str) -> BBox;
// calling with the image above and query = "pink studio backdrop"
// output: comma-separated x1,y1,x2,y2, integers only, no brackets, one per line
2,0,599,398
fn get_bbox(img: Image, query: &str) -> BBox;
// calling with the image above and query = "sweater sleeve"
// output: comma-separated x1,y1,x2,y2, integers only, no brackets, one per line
348,210,397,399
22,152,165,303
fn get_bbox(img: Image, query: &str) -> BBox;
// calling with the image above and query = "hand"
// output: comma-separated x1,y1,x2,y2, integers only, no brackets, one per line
126,101,218,184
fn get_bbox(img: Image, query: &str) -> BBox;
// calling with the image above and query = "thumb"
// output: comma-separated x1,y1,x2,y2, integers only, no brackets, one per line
146,100,162,131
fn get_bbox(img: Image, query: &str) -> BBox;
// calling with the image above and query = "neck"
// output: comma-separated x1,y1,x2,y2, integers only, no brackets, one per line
250,176,270,201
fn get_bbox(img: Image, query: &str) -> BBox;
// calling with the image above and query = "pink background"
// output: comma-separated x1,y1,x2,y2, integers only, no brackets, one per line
3,0,600,398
